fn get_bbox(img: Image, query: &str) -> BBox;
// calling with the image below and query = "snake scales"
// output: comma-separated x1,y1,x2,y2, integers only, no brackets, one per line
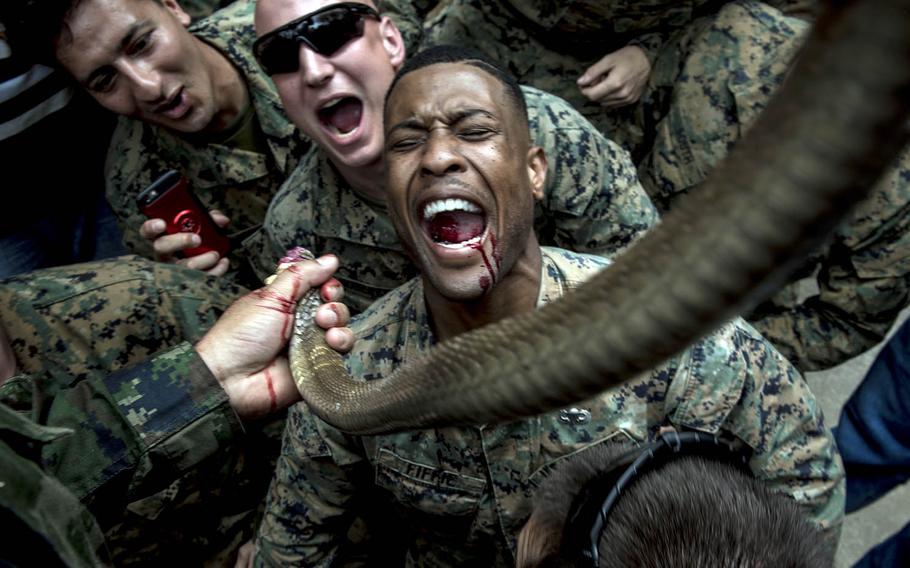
290,0,910,436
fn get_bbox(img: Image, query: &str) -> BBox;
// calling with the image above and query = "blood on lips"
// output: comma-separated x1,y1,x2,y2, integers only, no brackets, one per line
426,210,485,244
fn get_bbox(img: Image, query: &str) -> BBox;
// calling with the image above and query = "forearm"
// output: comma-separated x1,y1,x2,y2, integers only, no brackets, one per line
573,140,658,257
2,343,243,517
752,301,892,372
752,271,910,372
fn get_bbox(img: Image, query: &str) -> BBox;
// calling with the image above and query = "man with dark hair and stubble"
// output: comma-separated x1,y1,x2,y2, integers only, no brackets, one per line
1,0,307,284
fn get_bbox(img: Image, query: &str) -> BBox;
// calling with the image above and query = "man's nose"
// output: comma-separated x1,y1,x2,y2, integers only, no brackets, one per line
299,45,334,87
420,131,467,177
122,61,164,104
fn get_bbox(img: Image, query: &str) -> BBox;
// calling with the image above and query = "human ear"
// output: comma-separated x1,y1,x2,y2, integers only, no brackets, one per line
161,0,192,27
379,17,406,70
526,146,547,200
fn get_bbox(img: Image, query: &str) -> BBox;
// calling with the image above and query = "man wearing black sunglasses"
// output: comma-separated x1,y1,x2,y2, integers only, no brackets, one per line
248,0,660,314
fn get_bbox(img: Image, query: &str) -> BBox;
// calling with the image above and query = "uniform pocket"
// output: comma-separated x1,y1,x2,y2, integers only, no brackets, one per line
374,448,486,517
529,428,638,484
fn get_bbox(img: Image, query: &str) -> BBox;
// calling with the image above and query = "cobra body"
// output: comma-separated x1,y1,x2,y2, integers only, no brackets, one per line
290,0,910,436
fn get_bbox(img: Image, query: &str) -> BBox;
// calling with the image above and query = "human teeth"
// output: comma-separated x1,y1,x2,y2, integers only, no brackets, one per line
438,235,483,249
422,198,481,220
320,98,342,111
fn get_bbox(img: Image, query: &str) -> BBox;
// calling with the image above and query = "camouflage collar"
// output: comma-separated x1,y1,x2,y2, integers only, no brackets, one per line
190,0,301,171
306,149,403,250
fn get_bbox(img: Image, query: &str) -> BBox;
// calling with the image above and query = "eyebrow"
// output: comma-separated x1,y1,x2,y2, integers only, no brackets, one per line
388,108,497,134
82,21,147,86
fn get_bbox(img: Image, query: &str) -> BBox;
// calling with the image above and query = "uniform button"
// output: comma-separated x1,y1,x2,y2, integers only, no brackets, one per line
558,407,592,425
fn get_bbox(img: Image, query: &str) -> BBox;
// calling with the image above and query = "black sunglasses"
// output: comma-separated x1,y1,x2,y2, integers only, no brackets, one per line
254,3,380,76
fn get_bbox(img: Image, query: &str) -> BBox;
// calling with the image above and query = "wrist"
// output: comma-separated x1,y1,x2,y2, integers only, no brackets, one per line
195,336,228,388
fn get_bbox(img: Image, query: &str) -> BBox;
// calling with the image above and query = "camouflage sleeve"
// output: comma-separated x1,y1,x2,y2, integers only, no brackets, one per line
0,343,243,514
0,404,111,566
752,272,910,373
712,323,845,549
105,117,164,259
525,86,659,259
254,403,365,566
625,31,668,65
751,157,910,372
181,0,234,21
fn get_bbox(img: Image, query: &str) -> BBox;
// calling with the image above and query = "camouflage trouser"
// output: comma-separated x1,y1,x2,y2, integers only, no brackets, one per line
637,0,809,211
0,256,283,566
423,1,810,209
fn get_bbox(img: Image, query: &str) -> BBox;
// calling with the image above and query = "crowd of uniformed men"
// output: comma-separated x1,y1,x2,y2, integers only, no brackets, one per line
0,0,908,566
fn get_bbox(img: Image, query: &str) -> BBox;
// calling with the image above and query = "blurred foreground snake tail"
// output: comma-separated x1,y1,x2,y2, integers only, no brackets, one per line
291,0,910,435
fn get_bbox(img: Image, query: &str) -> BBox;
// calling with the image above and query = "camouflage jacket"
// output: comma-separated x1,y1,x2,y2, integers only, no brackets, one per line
0,256,286,566
254,246,845,567
0,344,240,566
248,86,658,313
181,0,234,22
622,1,906,371
423,0,813,154
750,148,910,371
105,0,305,283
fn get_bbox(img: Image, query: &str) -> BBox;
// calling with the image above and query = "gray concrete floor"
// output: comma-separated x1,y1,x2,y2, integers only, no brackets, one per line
805,308,910,567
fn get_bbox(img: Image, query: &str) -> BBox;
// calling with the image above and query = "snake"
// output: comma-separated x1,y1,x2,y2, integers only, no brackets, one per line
289,0,910,436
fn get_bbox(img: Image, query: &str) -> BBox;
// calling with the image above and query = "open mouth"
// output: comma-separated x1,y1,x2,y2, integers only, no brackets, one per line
317,96,363,136
420,198,487,248
156,87,188,119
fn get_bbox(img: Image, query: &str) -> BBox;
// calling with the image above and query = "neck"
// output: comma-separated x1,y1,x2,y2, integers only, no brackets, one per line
426,237,542,343
197,37,249,134
336,155,388,205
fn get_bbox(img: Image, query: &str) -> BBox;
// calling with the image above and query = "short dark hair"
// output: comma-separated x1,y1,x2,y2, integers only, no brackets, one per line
1,0,160,64
384,44,529,129
525,442,830,567
2,0,78,63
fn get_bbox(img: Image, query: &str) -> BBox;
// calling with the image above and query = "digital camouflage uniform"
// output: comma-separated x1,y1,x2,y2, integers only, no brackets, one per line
422,0,812,162
254,247,845,566
0,349,239,566
749,148,910,371
0,257,287,565
427,1,910,371
636,4,910,371
636,0,809,208
248,86,658,313
181,0,236,22
105,0,305,285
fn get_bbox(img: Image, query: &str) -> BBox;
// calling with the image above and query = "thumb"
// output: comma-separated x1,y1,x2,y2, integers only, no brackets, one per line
578,54,615,86
265,254,339,304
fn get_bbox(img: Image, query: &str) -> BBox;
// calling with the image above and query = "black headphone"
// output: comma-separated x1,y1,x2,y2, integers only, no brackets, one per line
560,431,752,568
